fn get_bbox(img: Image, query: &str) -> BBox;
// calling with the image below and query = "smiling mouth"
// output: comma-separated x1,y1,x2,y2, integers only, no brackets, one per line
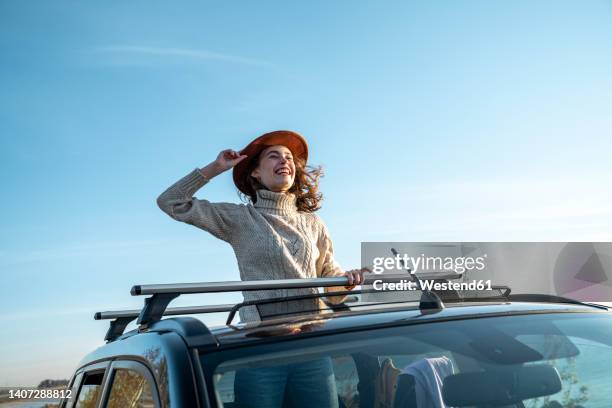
275,168,292,176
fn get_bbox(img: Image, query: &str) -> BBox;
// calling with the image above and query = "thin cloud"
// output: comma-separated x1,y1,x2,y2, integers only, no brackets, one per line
95,45,271,67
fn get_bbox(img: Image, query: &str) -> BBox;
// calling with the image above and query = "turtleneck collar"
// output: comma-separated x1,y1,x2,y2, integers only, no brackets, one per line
254,189,298,215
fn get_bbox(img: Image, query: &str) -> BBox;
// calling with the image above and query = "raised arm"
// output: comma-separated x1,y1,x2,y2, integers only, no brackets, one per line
157,149,248,243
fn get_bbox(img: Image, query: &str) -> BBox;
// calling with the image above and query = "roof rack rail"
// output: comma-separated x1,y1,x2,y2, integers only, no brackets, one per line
130,271,460,295
130,273,455,326
95,304,234,342
509,293,609,311
96,274,519,342
223,285,513,325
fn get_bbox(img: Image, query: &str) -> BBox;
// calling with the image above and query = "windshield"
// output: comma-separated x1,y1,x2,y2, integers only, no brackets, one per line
203,311,612,408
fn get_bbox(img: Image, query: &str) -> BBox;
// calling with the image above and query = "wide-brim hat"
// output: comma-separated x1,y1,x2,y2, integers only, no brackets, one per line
233,130,308,196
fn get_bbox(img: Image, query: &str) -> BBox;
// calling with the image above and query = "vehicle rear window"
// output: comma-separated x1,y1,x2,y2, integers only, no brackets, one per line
204,312,612,408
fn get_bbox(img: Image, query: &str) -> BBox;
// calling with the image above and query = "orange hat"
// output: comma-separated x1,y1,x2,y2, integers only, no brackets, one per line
232,130,308,196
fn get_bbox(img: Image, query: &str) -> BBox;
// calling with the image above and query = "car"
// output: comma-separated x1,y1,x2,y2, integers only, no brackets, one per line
59,274,612,408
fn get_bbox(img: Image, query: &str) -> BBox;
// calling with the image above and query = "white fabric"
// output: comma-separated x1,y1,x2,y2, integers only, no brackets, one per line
402,356,454,408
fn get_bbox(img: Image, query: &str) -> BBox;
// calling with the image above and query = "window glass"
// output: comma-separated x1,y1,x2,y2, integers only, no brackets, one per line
74,372,104,408
523,335,612,407
106,368,155,408
209,313,612,408
332,355,359,408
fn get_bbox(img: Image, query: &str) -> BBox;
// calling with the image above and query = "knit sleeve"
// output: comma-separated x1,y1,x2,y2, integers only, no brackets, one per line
315,216,348,304
156,168,243,243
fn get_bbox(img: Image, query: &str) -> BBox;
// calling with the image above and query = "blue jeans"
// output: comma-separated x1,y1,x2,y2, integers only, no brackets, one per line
234,357,339,408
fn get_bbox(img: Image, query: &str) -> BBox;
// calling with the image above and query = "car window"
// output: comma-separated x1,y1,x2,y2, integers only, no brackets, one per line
332,356,359,408
106,368,155,408
74,372,105,408
206,312,612,408
523,335,612,408
211,344,457,408
60,372,82,408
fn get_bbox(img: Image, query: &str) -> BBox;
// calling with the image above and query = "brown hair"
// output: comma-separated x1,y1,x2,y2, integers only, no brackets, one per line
240,145,323,212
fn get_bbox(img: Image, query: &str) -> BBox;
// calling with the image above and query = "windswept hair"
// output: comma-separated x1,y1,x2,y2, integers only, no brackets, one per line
239,146,323,212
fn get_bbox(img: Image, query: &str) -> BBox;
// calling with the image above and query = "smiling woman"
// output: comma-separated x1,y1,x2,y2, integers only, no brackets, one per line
244,144,322,213
253,145,297,188
231,131,323,213
156,130,370,324
156,130,370,408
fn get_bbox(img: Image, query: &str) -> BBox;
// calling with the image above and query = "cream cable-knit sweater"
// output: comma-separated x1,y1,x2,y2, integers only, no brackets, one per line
157,168,347,323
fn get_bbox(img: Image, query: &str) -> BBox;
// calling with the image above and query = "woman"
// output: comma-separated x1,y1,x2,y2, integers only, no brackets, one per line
157,130,368,408
157,130,367,323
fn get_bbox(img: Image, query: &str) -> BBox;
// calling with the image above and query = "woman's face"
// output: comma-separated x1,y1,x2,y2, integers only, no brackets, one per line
250,145,296,192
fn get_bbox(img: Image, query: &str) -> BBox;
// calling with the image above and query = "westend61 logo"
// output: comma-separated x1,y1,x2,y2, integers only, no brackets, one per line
371,253,487,274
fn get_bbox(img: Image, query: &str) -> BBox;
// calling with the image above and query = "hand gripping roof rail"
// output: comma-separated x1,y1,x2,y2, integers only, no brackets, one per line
130,272,459,327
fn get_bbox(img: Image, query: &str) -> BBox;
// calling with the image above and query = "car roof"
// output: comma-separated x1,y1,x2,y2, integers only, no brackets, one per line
88,276,611,366
79,299,610,370
206,300,609,348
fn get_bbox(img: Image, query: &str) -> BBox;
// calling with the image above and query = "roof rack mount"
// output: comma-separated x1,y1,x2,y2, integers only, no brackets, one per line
96,304,236,343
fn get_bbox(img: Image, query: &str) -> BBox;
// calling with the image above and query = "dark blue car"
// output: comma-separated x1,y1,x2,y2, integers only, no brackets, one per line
60,276,612,408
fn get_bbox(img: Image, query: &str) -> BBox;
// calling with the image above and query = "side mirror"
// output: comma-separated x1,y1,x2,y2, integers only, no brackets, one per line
443,365,562,407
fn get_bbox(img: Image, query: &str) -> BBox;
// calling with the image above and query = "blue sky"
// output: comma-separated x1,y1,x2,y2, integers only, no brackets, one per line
2,0,612,385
